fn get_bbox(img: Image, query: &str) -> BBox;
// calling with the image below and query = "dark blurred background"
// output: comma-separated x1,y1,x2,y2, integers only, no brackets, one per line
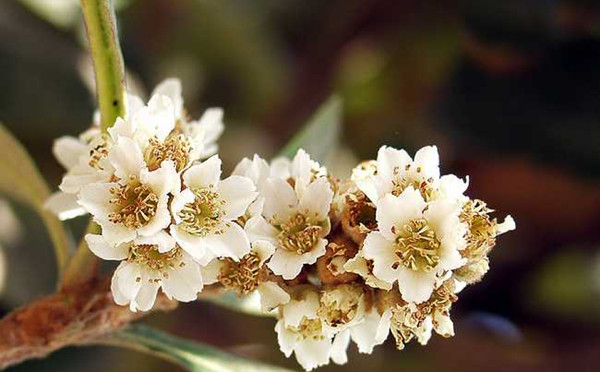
1,0,599,371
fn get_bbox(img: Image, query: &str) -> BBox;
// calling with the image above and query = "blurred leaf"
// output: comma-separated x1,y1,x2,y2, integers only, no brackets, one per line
278,96,342,162
106,325,294,372
0,123,72,273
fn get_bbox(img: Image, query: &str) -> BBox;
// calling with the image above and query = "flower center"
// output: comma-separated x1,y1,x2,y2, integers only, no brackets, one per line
145,134,190,172
290,317,325,341
390,165,436,201
392,218,440,272
318,285,362,327
88,135,110,170
459,199,496,260
108,176,159,229
128,244,184,281
276,213,323,254
219,252,263,295
178,187,226,236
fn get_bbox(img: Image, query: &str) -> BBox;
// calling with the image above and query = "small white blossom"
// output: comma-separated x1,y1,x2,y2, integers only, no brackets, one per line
275,290,338,371
363,187,466,303
170,155,257,264
79,137,179,245
86,232,203,312
245,150,333,280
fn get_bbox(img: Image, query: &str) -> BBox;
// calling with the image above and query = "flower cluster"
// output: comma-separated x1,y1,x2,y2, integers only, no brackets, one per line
47,79,515,371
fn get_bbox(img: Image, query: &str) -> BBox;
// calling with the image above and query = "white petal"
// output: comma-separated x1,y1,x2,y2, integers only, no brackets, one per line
53,136,87,169
354,176,385,204
197,108,224,144
183,155,222,189
262,178,297,222
330,330,350,365
295,339,332,371
397,267,437,303
45,191,88,220
162,258,203,302
438,174,468,200
101,222,137,246
269,157,291,179
133,279,160,312
351,309,390,354
141,160,180,196
108,137,144,179
298,178,333,220
376,146,412,184
136,197,171,237
134,230,176,253
60,164,110,193
433,310,454,337
497,215,516,235
376,188,425,240
218,176,257,220
258,282,290,312
170,188,196,222
114,262,143,307
282,292,320,327
412,145,440,181
202,223,251,260
151,78,183,118
291,149,314,192
275,321,296,357
245,215,278,244
78,182,114,218
85,234,128,260
170,225,210,262
201,259,223,285
268,239,326,280
141,94,176,141
362,232,398,284
252,240,276,265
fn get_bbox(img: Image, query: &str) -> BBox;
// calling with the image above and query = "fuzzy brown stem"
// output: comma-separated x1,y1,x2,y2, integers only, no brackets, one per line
0,277,177,370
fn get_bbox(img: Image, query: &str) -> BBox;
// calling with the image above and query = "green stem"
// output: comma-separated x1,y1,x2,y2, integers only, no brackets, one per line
61,0,127,288
80,0,127,131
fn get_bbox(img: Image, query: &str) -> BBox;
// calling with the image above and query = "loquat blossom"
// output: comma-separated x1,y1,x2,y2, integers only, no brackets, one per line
245,150,334,280
169,155,257,264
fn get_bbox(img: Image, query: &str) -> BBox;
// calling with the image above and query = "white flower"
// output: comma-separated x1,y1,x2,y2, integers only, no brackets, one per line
275,290,338,371
78,137,179,245
354,145,468,204
232,154,271,218
169,155,257,264
86,232,203,312
245,151,333,279
344,250,393,290
363,187,466,303
151,78,224,159
202,240,290,312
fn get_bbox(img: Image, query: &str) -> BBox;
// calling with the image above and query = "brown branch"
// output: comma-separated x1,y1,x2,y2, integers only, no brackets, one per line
0,276,177,370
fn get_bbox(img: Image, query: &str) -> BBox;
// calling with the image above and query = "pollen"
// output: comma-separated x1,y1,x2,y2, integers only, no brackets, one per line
178,187,227,236
128,244,183,279
318,284,362,327
393,218,441,272
108,176,159,229
219,252,264,295
290,317,325,341
460,199,497,260
276,213,324,255
88,135,109,170
145,133,191,172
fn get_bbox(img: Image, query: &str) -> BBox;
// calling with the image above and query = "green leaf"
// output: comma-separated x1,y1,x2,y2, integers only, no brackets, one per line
0,123,73,274
104,325,295,372
278,96,342,162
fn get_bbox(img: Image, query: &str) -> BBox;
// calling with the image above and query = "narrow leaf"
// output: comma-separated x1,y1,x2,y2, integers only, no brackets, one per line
0,124,73,273
104,325,294,372
278,96,342,162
